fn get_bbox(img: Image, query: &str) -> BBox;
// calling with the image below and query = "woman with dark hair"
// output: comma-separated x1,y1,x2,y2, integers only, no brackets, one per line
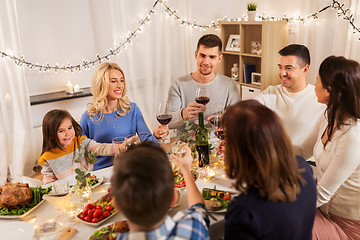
223,100,317,239
297,56,360,239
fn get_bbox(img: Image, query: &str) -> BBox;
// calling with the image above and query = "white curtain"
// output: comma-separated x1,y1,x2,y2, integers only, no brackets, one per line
0,0,34,184
102,0,197,129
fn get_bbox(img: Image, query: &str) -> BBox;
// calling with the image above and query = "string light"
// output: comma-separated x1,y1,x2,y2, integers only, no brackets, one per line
0,0,359,73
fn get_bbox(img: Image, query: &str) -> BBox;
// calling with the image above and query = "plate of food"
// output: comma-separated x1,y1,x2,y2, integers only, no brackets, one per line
88,220,129,240
169,188,182,210
77,187,117,226
173,169,199,189
0,182,52,219
87,174,103,189
202,187,235,212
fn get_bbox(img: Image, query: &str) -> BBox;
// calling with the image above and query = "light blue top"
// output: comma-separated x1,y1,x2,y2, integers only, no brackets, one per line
80,102,158,170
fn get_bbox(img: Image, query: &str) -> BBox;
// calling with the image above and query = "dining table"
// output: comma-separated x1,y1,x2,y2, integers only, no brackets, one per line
0,153,236,240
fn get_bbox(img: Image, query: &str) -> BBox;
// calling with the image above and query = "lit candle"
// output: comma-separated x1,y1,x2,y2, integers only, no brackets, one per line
66,81,73,93
73,84,80,93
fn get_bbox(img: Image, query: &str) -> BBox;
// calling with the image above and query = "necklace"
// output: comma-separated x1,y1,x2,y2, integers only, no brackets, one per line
103,112,119,128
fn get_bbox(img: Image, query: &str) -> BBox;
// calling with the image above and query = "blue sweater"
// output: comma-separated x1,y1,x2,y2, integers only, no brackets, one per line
225,156,317,240
80,102,158,170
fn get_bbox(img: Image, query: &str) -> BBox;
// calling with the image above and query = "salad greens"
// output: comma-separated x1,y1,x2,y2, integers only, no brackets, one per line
202,188,232,210
0,186,52,216
89,225,117,240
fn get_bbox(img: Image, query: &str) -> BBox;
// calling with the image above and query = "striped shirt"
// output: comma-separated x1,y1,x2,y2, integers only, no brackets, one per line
117,203,210,240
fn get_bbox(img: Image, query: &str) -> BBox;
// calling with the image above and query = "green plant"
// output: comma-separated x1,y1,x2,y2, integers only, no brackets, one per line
178,119,195,144
247,3,257,11
74,137,98,189
177,119,214,152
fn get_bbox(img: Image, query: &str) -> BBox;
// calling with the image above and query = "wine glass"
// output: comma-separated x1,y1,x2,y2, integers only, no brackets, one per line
126,134,140,149
156,101,172,144
112,136,127,155
195,86,210,108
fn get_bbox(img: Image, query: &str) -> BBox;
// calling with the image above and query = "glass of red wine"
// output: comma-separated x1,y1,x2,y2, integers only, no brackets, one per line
156,101,172,144
195,86,210,108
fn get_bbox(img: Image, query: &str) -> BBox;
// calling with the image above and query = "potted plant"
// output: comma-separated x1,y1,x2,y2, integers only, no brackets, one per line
247,3,257,21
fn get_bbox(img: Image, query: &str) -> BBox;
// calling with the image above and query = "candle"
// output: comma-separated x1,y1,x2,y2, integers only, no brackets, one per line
66,81,73,93
73,84,80,93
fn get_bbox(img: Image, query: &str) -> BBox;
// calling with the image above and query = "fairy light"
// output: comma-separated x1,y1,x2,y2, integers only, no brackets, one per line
1,0,359,73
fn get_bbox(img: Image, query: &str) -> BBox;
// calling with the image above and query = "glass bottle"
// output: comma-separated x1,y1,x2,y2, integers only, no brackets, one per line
231,63,239,81
195,111,209,167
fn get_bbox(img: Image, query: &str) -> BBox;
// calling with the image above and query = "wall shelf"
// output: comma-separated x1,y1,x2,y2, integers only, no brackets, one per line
30,87,92,105
218,20,288,98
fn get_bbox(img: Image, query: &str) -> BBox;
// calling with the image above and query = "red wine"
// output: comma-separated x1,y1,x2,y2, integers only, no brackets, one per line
215,129,225,140
157,114,172,125
195,96,210,105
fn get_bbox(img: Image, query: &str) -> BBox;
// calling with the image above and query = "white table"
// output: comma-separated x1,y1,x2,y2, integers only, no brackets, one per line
0,166,235,240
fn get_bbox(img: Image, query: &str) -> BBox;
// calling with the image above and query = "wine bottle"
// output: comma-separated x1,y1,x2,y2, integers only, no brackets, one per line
195,111,209,167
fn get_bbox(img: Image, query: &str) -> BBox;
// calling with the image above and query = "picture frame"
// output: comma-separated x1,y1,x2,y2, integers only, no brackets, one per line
251,72,261,85
225,34,240,52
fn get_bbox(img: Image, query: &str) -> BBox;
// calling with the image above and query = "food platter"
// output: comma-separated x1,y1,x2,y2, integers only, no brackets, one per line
77,209,117,227
202,188,236,213
88,220,129,240
89,176,103,189
76,188,117,226
0,221,35,240
173,170,199,190
0,200,44,219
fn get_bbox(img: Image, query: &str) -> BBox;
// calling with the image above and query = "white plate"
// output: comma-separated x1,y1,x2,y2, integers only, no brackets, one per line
169,188,183,209
0,221,35,240
0,200,44,219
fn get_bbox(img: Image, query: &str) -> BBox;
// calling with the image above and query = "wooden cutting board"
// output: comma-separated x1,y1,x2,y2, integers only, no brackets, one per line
57,227,77,240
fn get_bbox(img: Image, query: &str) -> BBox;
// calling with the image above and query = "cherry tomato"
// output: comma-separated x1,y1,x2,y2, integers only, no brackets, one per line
103,211,110,218
95,205,103,210
80,214,85,220
83,209,89,216
88,209,95,218
179,180,186,187
93,209,103,218
175,184,180,188
91,217,99,223
98,215,104,221
86,203,94,209
105,206,113,212
107,187,111,193
223,195,231,201
84,216,92,222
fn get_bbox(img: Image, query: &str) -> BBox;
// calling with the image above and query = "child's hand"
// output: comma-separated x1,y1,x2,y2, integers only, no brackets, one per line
171,146,192,171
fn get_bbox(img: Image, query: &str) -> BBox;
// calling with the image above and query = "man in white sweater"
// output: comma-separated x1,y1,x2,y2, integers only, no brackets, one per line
166,34,240,134
256,44,325,147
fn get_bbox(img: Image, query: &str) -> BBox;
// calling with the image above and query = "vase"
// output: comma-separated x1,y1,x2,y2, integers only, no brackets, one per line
247,11,256,21
75,182,92,208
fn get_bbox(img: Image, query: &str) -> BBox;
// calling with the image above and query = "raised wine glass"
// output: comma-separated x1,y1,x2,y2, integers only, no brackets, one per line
156,101,172,144
195,86,210,108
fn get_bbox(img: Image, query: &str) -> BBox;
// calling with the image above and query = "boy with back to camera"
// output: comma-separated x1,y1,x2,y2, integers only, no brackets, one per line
111,142,209,240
